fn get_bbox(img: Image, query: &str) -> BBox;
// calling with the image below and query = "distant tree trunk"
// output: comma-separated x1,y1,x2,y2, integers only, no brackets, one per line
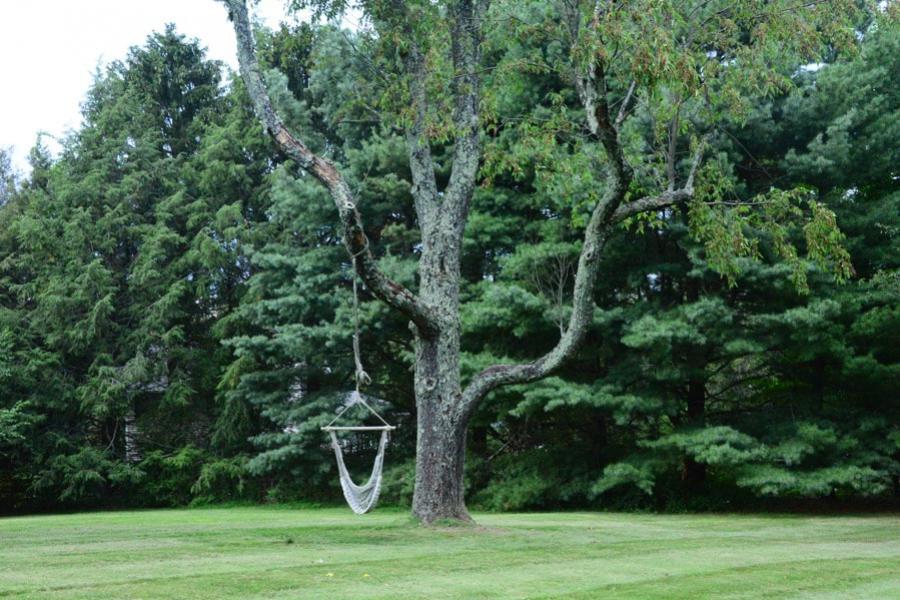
682,377,707,489
124,407,141,464
470,425,489,457
590,415,608,469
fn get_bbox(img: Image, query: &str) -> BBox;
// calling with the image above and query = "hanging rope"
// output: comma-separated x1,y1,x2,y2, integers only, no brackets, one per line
350,254,371,392
323,255,392,430
323,390,392,430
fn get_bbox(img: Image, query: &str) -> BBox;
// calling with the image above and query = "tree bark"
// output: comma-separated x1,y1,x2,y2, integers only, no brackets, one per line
412,333,471,522
124,407,141,464
411,202,472,522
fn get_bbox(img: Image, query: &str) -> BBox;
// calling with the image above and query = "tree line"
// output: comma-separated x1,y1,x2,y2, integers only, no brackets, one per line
0,2,897,515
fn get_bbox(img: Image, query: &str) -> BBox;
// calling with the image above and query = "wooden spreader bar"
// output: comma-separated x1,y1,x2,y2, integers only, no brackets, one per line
322,425,396,431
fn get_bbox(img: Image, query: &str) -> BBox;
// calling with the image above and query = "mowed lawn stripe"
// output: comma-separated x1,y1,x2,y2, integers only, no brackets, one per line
1,508,897,599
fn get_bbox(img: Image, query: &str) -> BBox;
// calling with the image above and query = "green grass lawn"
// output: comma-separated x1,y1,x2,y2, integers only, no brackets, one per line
1,507,898,599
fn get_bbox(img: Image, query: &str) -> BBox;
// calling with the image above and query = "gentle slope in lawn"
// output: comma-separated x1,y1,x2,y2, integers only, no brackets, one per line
1,507,898,599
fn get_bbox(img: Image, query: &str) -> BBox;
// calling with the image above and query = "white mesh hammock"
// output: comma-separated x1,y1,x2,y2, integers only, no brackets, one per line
328,427,388,514
323,392,394,514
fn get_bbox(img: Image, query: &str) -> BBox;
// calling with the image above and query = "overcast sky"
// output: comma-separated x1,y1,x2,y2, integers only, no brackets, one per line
0,0,296,173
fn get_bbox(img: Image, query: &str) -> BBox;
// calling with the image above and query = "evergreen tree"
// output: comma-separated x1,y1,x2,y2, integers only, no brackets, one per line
0,27,273,509
587,20,900,506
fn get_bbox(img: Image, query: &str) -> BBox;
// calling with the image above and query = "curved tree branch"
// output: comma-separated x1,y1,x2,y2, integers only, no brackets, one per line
460,179,624,414
460,3,706,416
461,49,632,416
220,0,436,335
404,41,440,233
612,188,691,222
461,140,704,413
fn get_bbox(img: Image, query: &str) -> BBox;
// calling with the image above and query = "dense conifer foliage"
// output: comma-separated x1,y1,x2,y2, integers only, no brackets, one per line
0,7,896,513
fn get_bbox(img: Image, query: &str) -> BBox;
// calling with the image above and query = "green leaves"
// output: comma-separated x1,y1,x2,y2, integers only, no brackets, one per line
736,464,888,497
686,186,855,293
0,402,39,448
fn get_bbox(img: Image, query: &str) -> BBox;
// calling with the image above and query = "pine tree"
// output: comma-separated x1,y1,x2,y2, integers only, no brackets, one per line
0,27,274,509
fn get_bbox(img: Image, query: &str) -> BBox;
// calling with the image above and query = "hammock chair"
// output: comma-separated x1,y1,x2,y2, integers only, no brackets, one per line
323,391,394,514
321,257,395,514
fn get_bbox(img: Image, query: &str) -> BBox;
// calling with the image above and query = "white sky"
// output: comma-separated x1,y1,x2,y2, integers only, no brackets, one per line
0,0,293,173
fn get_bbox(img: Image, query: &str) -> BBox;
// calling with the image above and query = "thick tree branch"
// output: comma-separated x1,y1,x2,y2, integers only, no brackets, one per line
462,139,704,410
220,0,436,335
404,42,440,233
443,0,487,238
460,168,628,414
461,14,632,415
460,4,706,415
612,189,691,222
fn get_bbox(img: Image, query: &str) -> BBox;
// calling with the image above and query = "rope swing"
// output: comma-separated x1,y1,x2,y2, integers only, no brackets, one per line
321,255,395,514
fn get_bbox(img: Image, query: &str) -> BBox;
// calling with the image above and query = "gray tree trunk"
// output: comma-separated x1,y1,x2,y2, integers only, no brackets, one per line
410,202,473,521
412,348,470,521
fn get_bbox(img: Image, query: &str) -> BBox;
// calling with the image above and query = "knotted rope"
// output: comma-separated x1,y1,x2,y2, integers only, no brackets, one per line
322,253,390,430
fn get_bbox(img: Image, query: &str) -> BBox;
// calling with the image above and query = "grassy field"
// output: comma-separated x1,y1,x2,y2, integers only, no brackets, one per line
0,507,898,599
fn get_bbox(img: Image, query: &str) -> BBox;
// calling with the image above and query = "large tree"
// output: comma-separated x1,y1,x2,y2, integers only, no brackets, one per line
220,0,869,523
